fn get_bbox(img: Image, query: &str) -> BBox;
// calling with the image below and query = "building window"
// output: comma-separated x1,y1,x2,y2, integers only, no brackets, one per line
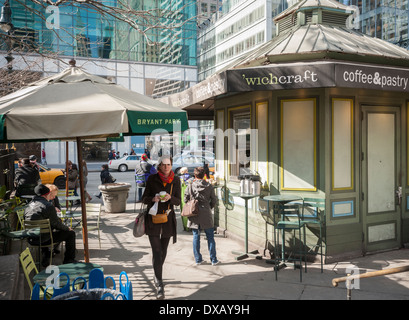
201,3,208,15
228,106,251,179
332,98,354,191
281,98,317,191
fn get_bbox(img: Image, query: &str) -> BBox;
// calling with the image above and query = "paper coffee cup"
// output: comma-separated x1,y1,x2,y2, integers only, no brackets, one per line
159,191,166,201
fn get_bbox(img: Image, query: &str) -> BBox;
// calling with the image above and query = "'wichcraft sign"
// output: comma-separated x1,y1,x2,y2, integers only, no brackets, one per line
227,64,335,91
227,62,409,92
160,62,409,109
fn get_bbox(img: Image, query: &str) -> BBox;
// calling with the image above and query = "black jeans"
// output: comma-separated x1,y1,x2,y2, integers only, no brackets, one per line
54,230,76,262
148,235,171,284
30,229,76,262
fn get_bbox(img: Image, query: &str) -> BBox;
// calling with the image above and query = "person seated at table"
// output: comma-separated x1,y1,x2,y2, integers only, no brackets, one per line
45,184,61,212
45,183,63,255
14,158,41,197
25,184,77,266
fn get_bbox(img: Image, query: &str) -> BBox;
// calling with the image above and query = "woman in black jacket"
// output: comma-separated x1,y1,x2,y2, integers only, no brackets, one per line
184,166,218,266
142,155,181,300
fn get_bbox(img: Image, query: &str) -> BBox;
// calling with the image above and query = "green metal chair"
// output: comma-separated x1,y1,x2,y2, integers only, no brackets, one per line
220,186,234,211
258,197,275,259
15,208,25,230
0,206,37,254
24,219,55,269
302,198,325,273
84,203,102,249
274,202,307,282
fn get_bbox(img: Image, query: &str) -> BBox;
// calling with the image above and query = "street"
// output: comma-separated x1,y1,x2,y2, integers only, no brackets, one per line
86,168,138,204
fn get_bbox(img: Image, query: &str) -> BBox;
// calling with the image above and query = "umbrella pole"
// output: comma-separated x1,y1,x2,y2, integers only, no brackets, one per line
76,137,89,263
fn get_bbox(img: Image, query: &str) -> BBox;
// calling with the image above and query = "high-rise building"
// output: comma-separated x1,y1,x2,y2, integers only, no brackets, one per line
342,0,409,47
197,0,223,24
197,0,298,81
1,0,198,97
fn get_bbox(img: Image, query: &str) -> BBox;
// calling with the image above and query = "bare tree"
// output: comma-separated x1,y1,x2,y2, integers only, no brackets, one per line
0,0,198,96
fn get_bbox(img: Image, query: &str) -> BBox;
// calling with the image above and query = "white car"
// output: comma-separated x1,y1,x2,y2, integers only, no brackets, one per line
108,155,141,172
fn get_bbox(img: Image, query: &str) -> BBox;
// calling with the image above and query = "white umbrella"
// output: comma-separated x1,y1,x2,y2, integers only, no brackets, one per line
0,60,189,262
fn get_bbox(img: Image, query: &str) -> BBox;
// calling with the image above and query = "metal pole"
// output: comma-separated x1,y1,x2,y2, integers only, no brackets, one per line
76,137,89,263
346,274,352,300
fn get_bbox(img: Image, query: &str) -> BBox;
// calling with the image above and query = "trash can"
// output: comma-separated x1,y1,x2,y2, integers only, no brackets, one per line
98,183,132,213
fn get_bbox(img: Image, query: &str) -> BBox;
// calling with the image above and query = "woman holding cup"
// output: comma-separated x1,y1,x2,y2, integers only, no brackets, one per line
142,155,181,299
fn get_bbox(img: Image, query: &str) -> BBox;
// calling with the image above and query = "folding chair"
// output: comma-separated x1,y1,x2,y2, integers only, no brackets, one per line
274,202,307,282
24,219,55,268
302,198,325,272
84,203,102,249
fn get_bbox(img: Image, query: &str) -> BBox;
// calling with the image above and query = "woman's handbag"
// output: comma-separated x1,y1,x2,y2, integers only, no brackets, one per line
152,183,173,224
181,183,199,217
152,212,168,224
133,204,147,237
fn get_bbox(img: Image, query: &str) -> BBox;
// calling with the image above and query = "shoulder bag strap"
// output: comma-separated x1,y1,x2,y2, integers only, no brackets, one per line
190,181,194,199
167,182,174,211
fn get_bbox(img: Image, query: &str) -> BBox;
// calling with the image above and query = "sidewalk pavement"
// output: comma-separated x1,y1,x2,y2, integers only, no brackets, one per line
64,202,409,301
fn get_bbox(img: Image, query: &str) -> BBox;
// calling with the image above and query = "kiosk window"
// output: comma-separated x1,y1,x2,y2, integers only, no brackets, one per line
229,109,251,179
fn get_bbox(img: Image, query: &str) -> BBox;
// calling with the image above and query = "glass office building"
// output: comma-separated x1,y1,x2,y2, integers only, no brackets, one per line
6,0,197,67
342,0,409,47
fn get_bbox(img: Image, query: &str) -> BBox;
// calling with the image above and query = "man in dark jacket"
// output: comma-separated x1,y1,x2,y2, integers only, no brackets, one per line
96,164,114,199
25,184,77,266
14,158,41,197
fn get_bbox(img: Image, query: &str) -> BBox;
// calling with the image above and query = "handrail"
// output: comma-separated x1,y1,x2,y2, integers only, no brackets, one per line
332,265,409,299
332,265,409,287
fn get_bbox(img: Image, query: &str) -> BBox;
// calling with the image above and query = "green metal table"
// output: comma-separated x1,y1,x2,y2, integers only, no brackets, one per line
62,211,83,229
33,262,103,286
230,192,261,261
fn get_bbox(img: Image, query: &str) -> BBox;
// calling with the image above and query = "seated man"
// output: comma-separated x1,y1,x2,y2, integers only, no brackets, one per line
25,184,77,266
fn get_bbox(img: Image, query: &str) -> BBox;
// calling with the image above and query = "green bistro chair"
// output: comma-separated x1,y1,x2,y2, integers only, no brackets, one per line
0,206,37,254
274,202,307,282
302,198,326,273
258,197,275,260
16,208,26,231
220,186,234,211
24,219,55,269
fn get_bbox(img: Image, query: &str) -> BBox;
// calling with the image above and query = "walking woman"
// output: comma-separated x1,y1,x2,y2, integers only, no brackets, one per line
142,155,181,299
184,167,219,266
